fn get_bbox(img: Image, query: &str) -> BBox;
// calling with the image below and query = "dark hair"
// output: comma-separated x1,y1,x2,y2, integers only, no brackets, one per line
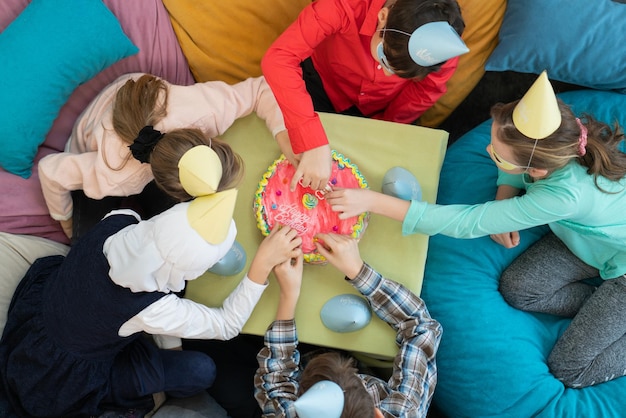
299,352,375,418
491,99,626,190
383,0,465,79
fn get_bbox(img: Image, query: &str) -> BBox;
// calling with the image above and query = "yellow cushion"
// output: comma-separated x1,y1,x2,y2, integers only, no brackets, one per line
162,0,310,83
185,113,448,358
419,0,506,127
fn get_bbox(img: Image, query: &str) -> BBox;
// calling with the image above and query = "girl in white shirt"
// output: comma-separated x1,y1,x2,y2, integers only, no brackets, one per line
1,144,302,417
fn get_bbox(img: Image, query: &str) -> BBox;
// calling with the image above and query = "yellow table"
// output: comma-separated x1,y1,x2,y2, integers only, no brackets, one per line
186,112,448,359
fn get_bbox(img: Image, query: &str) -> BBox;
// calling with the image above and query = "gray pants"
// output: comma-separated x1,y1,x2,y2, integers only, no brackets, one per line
499,232,626,388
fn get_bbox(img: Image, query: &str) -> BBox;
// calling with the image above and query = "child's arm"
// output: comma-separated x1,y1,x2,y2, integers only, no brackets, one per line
261,1,350,192
39,146,154,239
192,76,285,140
490,184,523,248
316,233,442,416
274,254,304,320
39,150,146,239
38,152,96,226
253,254,304,418
327,187,411,221
275,130,301,169
117,226,303,341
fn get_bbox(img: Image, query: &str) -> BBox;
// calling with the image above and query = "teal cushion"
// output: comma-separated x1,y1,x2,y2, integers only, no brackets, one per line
485,0,626,92
423,89,626,417
0,0,138,178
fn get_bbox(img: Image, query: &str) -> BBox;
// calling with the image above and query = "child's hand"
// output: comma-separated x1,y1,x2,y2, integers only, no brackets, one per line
249,225,302,284
314,233,364,280
274,253,303,300
273,253,303,320
276,130,301,168
490,231,520,248
290,145,332,192
326,188,372,220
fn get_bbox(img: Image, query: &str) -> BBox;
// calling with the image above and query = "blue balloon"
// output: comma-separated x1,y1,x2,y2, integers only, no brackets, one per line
381,166,422,201
294,380,344,418
207,241,247,276
320,294,372,333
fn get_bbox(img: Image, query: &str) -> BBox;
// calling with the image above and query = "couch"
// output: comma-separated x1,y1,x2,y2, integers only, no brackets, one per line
2,0,625,417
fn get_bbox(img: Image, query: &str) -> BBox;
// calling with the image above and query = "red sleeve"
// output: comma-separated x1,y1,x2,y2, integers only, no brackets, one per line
376,57,459,124
261,0,349,154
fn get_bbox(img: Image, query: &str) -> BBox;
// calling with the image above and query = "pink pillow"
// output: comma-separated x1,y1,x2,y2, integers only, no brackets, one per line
0,0,194,244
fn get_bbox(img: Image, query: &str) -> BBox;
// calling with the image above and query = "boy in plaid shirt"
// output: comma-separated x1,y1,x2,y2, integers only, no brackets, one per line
254,233,442,417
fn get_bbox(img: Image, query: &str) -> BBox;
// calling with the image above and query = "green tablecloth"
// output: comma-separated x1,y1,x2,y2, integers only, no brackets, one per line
186,112,448,359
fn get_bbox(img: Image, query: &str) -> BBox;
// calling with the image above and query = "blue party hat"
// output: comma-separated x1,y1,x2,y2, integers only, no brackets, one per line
408,21,468,66
294,380,344,418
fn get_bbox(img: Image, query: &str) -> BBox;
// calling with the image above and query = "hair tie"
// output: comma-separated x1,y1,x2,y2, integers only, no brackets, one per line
575,118,587,156
129,126,164,163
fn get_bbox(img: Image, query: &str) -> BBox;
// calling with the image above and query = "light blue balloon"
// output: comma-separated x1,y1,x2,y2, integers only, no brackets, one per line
294,380,344,418
207,241,247,276
382,166,422,201
320,294,372,333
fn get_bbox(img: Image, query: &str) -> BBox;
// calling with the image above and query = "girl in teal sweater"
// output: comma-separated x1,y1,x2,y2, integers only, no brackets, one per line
326,72,626,388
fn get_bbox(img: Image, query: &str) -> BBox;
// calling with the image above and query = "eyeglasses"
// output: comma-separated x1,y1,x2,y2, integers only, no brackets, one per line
488,143,532,171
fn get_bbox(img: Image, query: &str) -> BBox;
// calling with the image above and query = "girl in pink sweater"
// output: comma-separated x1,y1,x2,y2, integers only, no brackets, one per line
39,73,287,238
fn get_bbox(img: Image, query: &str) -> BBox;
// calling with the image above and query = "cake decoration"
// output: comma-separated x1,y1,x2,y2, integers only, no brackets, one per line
254,150,369,264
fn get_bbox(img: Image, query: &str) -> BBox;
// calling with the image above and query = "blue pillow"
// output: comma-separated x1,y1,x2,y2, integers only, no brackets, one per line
485,0,626,92
422,89,626,417
0,0,138,178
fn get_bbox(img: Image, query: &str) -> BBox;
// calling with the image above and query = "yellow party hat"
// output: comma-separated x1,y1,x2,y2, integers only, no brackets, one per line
187,189,238,244
178,145,222,197
178,145,238,244
512,71,561,140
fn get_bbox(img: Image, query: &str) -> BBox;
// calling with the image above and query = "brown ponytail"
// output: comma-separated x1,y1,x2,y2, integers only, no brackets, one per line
112,75,168,145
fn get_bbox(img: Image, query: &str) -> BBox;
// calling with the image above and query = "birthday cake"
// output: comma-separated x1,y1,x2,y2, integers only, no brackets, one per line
254,150,369,264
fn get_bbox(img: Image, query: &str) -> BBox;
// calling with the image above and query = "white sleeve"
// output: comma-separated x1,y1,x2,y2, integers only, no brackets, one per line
118,276,267,341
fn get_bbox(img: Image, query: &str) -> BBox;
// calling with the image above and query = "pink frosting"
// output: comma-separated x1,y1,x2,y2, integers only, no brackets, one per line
260,159,364,255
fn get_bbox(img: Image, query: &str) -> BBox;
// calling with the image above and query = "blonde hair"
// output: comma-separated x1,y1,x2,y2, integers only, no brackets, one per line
491,99,626,189
299,352,375,418
149,129,244,202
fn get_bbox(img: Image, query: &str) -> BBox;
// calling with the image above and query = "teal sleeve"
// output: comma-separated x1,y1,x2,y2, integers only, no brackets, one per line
400,183,579,239
496,170,526,189
402,200,428,236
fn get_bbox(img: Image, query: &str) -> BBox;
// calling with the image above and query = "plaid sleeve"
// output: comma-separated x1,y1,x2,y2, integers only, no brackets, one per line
351,263,443,417
254,319,301,418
